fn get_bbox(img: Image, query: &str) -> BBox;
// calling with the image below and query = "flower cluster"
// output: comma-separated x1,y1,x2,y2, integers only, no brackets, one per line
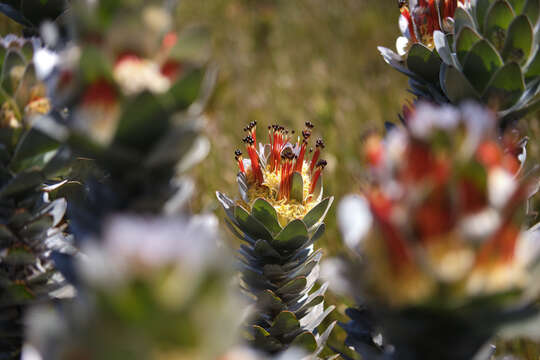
397,0,469,54
27,215,239,360
235,121,327,225
53,1,207,146
340,103,537,307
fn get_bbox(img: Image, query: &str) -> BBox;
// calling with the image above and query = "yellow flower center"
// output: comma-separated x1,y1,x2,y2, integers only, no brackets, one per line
246,161,318,226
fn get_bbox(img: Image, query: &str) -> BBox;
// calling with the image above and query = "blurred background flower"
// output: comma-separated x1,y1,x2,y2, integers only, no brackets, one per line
338,102,540,360
25,214,241,360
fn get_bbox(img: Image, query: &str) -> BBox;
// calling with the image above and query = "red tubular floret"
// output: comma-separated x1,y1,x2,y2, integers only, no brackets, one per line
295,143,307,172
310,139,324,173
246,144,263,185
235,149,245,174
400,7,418,43
309,168,321,195
368,191,412,271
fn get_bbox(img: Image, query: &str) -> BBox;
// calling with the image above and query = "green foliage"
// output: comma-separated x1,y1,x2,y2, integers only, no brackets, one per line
0,36,73,359
380,0,540,123
217,189,335,356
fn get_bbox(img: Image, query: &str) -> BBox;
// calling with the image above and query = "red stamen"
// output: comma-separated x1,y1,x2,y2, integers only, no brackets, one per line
309,160,326,194
82,79,118,107
476,221,519,264
310,138,324,173
285,160,292,200
310,168,321,195
295,142,307,172
400,7,418,43
235,149,245,174
238,159,245,173
444,0,458,19
428,0,440,32
368,191,412,270
251,126,257,149
310,148,320,173
246,143,263,185
477,141,502,169
115,52,140,66
161,60,183,81
162,32,178,50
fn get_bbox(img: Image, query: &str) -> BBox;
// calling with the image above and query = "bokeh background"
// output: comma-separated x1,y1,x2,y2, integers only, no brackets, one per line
1,0,539,357
177,1,540,357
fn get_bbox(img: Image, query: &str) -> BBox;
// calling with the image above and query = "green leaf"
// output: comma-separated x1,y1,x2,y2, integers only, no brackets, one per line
508,0,527,13
3,246,37,266
307,223,326,247
290,171,303,203
453,7,475,38
523,0,540,26
1,50,25,95
291,331,318,353
269,311,300,337
406,43,442,83
277,276,307,297
42,146,71,179
160,68,204,111
251,325,283,352
80,45,113,84
253,239,281,260
234,205,273,241
273,219,308,250
525,46,540,82
455,26,482,65
476,0,497,30
4,283,34,304
462,40,504,93
441,64,480,102
14,62,40,109
482,62,525,109
303,196,333,230
484,0,515,51
251,198,282,235
502,15,533,64
0,170,42,198
7,207,32,228
0,224,16,244
9,127,59,173
256,289,286,314
19,214,53,239
112,91,168,152
0,43,7,73
242,266,270,290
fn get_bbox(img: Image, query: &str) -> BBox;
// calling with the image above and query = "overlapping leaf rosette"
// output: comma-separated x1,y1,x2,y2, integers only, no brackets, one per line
43,0,214,222
25,214,239,360
0,36,74,359
216,122,336,356
338,103,540,360
379,0,540,123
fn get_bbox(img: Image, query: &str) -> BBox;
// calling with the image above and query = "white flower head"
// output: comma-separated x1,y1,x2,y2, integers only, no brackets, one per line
488,167,518,209
338,194,373,251
80,214,221,284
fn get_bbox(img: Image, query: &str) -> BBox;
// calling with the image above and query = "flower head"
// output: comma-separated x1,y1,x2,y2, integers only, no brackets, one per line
235,121,327,225
339,103,536,307
397,0,469,54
